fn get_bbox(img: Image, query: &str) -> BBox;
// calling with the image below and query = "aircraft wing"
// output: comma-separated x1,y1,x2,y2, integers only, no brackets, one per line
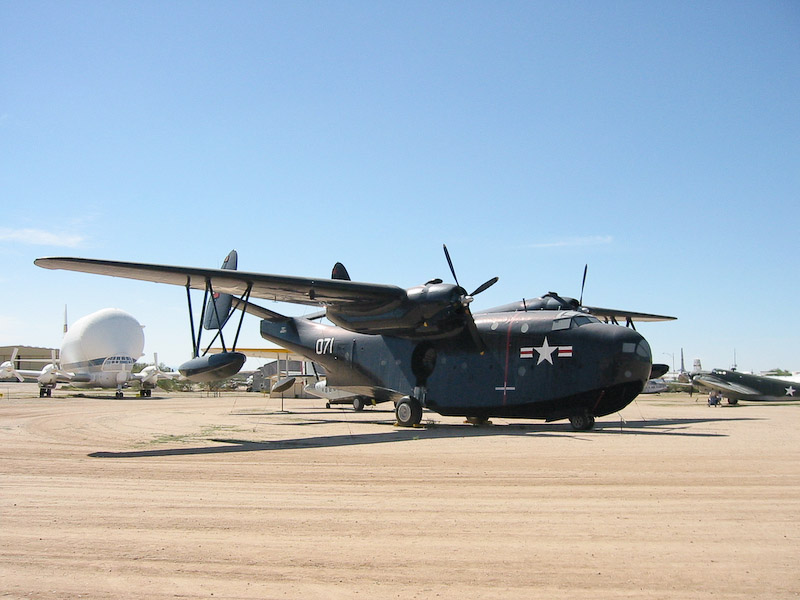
35,257,407,310
691,374,760,397
583,306,676,323
0,367,44,382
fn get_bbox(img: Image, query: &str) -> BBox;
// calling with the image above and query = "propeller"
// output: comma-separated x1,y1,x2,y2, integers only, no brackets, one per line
0,348,24,382
442,244,499,352
138,353,175,385
37,349,71,386
442,244,498,304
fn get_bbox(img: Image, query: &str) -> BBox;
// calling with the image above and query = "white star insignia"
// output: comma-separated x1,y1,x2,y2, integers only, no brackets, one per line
535,337,556,365
785,386,796,397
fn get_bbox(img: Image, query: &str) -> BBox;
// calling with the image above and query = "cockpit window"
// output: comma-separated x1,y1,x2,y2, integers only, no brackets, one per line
551,315,600,331
572,315,600,326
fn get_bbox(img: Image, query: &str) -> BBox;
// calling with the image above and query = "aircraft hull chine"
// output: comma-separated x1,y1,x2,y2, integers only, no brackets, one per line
426,381,644,421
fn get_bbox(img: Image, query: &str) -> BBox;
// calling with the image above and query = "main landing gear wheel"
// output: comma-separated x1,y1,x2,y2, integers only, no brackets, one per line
353,397,365,412
569,413,595,431
115,390,123,399
395,397,422,427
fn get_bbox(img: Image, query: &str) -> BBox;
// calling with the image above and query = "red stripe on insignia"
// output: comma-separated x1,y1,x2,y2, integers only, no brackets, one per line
558,347,573,357
520,348,534,359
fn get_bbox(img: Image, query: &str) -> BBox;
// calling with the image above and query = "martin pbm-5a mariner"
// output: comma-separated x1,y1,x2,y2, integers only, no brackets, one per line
35,247,674,430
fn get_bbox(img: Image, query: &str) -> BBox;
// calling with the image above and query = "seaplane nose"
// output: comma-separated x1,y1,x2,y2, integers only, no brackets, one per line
612,327,653,386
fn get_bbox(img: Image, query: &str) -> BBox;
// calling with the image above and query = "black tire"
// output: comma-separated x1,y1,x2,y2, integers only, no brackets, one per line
569,413,595,431
396,397,422,427
353,397,365,411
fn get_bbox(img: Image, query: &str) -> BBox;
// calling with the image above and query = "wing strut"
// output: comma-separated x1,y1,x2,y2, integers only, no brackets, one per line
230,284,253,350
185,277,253,359
186,277,199,358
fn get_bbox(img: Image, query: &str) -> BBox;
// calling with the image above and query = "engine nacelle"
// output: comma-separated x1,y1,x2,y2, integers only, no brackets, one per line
326,282,470,339
37,364,60,386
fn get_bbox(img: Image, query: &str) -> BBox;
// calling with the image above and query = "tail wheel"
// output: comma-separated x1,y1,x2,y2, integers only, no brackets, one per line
569,413,595,431
396,397,422,427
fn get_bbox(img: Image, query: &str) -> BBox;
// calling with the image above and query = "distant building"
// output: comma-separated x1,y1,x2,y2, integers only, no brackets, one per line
0,346,58,376
249,359,323,397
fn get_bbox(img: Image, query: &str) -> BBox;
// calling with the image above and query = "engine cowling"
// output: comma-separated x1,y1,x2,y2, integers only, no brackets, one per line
326,282,471,339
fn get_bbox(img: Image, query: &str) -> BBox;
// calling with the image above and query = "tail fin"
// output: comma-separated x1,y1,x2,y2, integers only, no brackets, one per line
331,262,351,281
203,250,237,330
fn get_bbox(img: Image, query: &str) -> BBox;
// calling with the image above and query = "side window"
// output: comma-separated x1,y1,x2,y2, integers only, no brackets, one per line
552,318,571,331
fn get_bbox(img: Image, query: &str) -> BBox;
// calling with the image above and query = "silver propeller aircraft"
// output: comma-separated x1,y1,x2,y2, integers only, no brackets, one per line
35,247,674,430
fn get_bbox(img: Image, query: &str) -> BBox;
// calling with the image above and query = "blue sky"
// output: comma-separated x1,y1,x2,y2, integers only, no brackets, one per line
2,1,798,374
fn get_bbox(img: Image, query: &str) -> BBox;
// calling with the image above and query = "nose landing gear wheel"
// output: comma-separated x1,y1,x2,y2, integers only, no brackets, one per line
569,413,595,431
395,397,422,427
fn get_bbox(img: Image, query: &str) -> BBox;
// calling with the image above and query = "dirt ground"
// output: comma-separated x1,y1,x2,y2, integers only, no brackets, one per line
1,383,798,599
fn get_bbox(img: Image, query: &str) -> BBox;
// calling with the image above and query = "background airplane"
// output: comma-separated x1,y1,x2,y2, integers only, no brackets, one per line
692,369,799,403
0,308,174,398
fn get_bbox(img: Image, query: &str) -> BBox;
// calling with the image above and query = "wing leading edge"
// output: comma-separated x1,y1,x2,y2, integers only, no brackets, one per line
35,257,406,310
582,306,676,323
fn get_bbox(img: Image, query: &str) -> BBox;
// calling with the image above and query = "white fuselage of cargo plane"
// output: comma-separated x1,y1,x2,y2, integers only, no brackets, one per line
1,308,149,397
60,308,145,388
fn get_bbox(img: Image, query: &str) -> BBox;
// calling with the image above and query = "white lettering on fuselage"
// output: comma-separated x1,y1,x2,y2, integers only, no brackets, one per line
315,337,335,355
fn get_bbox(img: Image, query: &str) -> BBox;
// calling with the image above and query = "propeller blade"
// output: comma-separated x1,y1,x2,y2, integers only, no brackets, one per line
463,307,486,354
443,244,460,288
470,277,499,297
579,264,588,306
5,348,24,381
